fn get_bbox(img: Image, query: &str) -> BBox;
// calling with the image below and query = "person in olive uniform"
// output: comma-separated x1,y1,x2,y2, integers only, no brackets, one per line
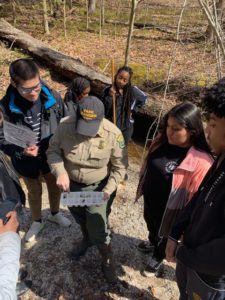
47,96,126,283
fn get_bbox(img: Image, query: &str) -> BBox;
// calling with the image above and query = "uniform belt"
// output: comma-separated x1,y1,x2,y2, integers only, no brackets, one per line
70,176,108,188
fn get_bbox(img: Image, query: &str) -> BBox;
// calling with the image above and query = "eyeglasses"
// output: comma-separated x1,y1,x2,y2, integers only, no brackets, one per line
17,82,42,95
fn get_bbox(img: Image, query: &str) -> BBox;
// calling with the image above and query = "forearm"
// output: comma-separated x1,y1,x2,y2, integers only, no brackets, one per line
0,232,21,300
103,166,126,195
169,194,198,241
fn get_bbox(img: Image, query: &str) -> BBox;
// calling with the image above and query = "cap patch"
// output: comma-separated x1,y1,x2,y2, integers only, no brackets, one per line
80,109,97,120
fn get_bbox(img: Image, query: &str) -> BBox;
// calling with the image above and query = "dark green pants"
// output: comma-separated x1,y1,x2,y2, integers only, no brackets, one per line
68,178,116,246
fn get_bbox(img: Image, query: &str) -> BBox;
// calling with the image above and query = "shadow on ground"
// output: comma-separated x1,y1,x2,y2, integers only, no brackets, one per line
18,207,174,300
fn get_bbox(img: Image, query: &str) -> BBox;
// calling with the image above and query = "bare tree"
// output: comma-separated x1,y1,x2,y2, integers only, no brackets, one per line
86,0,89,30
48,0,53,15
205,0,225,40
43,0,50,34
88,0,96,14
67,0,72,9
124,0,138,66
99,0,105,38
198,0,225,79
114,0,121,38
11,0,16,25
63,0,67,37
101,0,105,26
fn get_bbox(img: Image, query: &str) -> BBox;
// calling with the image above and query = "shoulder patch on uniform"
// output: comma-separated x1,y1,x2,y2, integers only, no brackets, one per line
116,134,125,149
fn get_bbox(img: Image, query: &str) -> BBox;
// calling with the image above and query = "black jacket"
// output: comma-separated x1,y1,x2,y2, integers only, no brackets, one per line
64,90,77,116
0,150,25,206
102,85,146,132
0,84,65,178
170,155,225,282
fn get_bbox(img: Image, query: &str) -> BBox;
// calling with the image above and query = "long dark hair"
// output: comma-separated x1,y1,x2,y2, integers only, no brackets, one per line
158,101,212,154
114,66,133,127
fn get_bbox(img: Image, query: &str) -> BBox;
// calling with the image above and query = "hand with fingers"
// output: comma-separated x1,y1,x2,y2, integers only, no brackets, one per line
94,192,109,207
0,211,19,234
109,86,116,97
56,173,70,192
165,239,178,263
23,145,39,157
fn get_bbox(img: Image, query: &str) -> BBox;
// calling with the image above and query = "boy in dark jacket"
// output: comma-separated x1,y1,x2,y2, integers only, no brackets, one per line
166,78,225,300
0,59,71,242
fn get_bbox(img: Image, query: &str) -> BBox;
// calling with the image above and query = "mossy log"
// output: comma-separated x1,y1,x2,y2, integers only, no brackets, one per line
0,18,174,120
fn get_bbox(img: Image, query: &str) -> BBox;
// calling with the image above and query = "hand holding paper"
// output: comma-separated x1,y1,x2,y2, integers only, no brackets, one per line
23,145,39,157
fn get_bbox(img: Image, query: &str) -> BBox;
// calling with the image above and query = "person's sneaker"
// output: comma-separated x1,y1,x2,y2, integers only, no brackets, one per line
137,241,155,253
141,257,163,277
68,239,93,260
25,221,45,242
48,212,71,227
16,280,32,297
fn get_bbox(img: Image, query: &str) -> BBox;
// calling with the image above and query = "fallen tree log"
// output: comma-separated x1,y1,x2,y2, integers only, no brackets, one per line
102,19,176,34
0,18,110,95
0,18,174,122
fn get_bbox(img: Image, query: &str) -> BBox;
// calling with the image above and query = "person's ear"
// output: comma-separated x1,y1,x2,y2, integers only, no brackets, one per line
10,79,16,88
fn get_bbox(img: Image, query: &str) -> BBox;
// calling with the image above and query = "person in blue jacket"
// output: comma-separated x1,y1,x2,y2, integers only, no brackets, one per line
0,58,71,242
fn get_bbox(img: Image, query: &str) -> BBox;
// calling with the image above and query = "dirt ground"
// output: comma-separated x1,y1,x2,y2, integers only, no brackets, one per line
18,147,179,300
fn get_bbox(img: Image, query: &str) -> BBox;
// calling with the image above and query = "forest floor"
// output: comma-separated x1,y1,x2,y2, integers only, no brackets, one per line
18,149,179,300
0,1,222,299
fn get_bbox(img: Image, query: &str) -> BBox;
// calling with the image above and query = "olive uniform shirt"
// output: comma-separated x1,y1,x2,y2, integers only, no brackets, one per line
47,116,126,195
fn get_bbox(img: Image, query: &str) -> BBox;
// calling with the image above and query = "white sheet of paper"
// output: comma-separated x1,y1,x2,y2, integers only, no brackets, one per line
3,120,37,148
60,191,105,207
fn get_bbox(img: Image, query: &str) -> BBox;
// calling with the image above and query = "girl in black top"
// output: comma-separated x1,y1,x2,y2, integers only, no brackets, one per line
136,102,213,277
102,66,147,145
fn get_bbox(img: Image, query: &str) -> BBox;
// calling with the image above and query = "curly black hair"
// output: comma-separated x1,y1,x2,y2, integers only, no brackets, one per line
202,78,225,118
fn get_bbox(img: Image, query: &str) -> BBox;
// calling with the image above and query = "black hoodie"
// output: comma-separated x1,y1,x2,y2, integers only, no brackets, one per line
170,155,225,287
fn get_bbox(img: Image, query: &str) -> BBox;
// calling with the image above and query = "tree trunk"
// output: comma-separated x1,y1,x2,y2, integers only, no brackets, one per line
88,0,96,14
101,0,105,26
0,18,173,119
43,0,50,35
124,0,138,66
48,0,53,15
205,0,225,40
63,0,67,37
86,0,89,30
11,0,16,26
99,0,102,39
67,0,72,9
